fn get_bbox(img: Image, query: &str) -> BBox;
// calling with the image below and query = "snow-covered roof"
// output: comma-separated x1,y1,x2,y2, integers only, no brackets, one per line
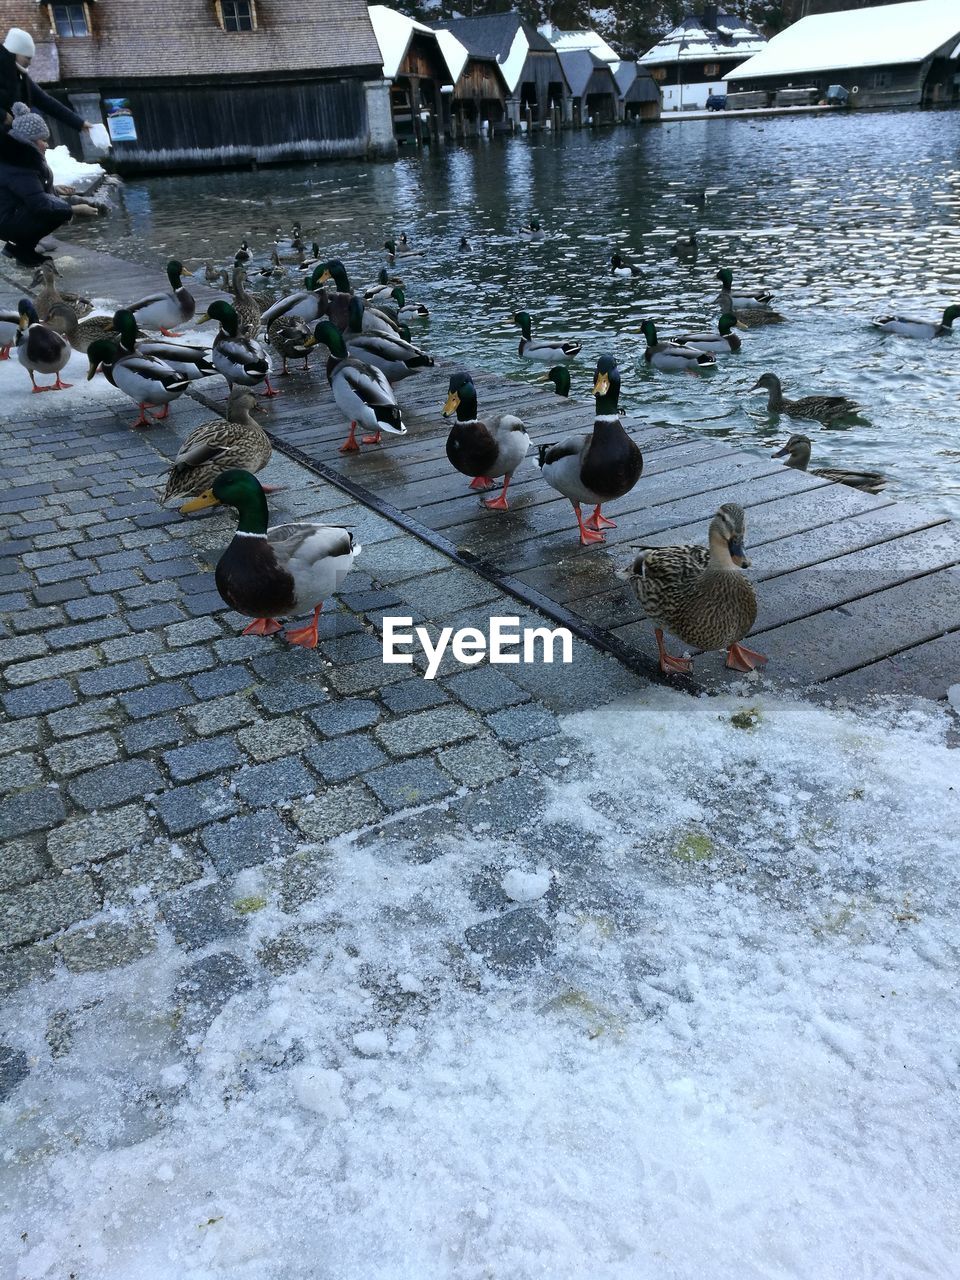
556,49,618,98
612,59,660,103
639,12,766,67
434,28,469,85
540,26,619,64
732,0,960,80
368,5,440,80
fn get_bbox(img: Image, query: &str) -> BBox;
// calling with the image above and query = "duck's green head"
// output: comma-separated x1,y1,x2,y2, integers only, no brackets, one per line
181,468,269,530
384,239,397,256
201,300,240,336
398,323,412,343
639,319,658,344
513,311,533,338
318,259,350,293
111,308,140,351
86,337,119,378
347,295,365,332
943,305,960,328
443,370,477,420
378,268,390,285
307,319,348,360
17,298,39,328
593,353,621,413
715,268,733,288
718,313,738,335
529,219,541,231
391,287,406,307
167,259,190,288
542,365,570,397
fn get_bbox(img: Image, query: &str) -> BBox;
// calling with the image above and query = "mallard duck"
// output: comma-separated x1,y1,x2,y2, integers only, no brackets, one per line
181,469,360,648
669,313,742,354
260,266,326,327
871,305,960,339
751,373,858,422
442,371,530,510
306,319,406,453
537,354,643,545
39,302,114,354
541,365,571,396
274,223,306,261
362,268,404,303
611,252,642,278
514,312,582,364
714,268,773,310
162,389,272,510
519,219,544,241
229,264,262,336
267,315,313,375
345,294,402,340
618,503,766,675
670,231,698,259
30,262,92,321
201,261,230,287
234,240,253,265
389,287,429,321
86,337,188,427
16,299,72,392
383,237,424,261
772,434,885,494
639,320,717,371
126,259,195,336
0,307,18,359
112,308,217,383
200,300,275,396
250,249,285,280
345,327,434,383
458,236,472,254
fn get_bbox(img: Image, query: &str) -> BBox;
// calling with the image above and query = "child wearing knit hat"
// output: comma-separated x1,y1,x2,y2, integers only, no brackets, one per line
0,102,74,266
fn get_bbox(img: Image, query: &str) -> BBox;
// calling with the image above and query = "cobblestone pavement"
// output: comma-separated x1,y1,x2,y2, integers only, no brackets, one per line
0,387,643,1013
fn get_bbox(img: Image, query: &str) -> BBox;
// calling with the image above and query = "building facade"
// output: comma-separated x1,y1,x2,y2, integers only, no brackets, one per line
638,7,766,111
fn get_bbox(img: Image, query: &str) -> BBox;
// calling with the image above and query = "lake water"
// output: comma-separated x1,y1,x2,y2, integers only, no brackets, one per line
74,109,960,518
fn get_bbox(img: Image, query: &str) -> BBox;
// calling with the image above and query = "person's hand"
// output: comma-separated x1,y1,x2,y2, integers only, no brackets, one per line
81,121,92,133
55,185,75,196
71,202,100,218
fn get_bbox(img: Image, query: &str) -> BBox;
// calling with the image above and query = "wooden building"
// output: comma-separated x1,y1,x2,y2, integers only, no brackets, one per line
9,0,392,172
637,7,766,112
612,61,662,121
433,31,508,137
556,50,620,125
729,0,960,108
368,6,450,144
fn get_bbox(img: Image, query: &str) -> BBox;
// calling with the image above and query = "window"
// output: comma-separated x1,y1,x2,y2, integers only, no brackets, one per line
219,0,255,32
51,3,89,37
703,63,720,76
651,67,666,82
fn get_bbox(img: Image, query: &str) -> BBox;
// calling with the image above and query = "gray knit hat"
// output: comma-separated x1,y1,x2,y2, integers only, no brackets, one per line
10,102,49,144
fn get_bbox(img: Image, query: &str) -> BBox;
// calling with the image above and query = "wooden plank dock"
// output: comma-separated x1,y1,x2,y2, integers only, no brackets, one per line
6,244,960,700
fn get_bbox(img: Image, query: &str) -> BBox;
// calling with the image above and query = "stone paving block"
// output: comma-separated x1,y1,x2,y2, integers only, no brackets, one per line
305,734,388,783
396,568,503,619
9,605,65,633
0,633,50,664
200,812,290,875
0,837,49,891
376,679,449,715
101,632,163,661
0,1045,30,1103
487,704,561,745
122,681,195,719
77,659,151,696
375,705,481,757
0,787,67,840
363,760,456,812
68,759,165,810
306,698,381,738
255,677,330,715
160,883,244,951
184,693,258,736
56,919,158,973
0,717,41,756
163,734,242,783
122,580,178,608
33,581,88,605
437,735,519,786
99,842,205,901
154,778,240,836
165,615,226,647
361,536,451,583
87,570,142,594
46,698,121,738
232,757,318,806
249,648,319,681
149,646,216,679
0,872,99,947
0,751,44,792
506,643,642,712
318,631,383,665
63,595,119,622
5,648,100,687
180,590,223,618
443,667,531,713
293,781,384,840
128,604,186,631
190,665,253,700
47,803,149,868
122,715,185,755
174,951,254,1035
213,635,266,663
45,731,120,778
237,716,318,762
0,943,56,996
47,616,127,652
464,908,555,974
328,657,409,696
265,851,334,915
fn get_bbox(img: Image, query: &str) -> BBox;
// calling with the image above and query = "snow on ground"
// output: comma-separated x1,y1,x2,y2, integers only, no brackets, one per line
0,340,126,407
2,687,960,1279
46,144,105,189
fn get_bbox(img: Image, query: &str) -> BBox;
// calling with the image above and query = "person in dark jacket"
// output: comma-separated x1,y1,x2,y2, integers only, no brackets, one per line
1,28,90,135
0,103,73,266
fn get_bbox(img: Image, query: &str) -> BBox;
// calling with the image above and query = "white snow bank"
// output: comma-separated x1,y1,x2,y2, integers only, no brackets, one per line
45,144,104,190
2,687,960,1278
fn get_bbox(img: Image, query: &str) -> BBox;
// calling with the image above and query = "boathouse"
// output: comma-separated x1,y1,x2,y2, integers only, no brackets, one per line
637,6,766,112
432,31,509,137
432,14,569,129
612,61,662,122
728,0,960,109
9,0,392,172
555,50,620,125
368,6,451,144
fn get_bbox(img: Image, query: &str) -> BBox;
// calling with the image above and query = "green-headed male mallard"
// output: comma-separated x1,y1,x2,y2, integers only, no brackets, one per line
125,259,195,336
345,323,434,383
16,298,71,392
112,308,217,383
162,389,272,511
260,266,326,327
442,371,530,510
538,353,643,545
619,503,766,675
714,268,773,310
199,300,275,396
541,365,571,396
306,319,406,454
669,313,741,354
871,305,960,339
181,469,359,649
772,434,885,494
750,372,858,422
639,320,716,371
514,311,582,364
86,337,188,427
519,219,544,241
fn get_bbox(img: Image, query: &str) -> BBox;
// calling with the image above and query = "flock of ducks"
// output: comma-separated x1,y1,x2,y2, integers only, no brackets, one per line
2,216,958,678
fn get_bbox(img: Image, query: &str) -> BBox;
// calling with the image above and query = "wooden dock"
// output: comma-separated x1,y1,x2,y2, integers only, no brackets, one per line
6,244,960,700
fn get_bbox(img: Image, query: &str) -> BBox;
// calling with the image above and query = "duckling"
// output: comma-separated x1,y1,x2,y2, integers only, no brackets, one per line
229,264,262,336
872,305,960,339
541,365,571,396
668,312,742,354
199,300,275,396
514,311,582,364
125,259,195,336
30,262,92,320
639,320,717,371
538,353,643,545
86,337,188,427
519,219,544,241
162,389,272,511
619,503,766,675
112,309,217,383
42,302,115,353
772,434,885,494
267,314,313,375
670,231,698,259
611,252,642,278
180,469,360,649
0,307,18,359
750,373,858,422
306,319,406,453
714,267,773,310
16,298,72,392
442,371,530,510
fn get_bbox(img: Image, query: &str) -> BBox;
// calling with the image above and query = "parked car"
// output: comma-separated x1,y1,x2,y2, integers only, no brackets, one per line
706,94,727,111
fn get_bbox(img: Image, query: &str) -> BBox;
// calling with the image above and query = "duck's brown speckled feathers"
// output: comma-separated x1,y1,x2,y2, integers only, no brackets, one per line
580,418,643,500
215,537,297,620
